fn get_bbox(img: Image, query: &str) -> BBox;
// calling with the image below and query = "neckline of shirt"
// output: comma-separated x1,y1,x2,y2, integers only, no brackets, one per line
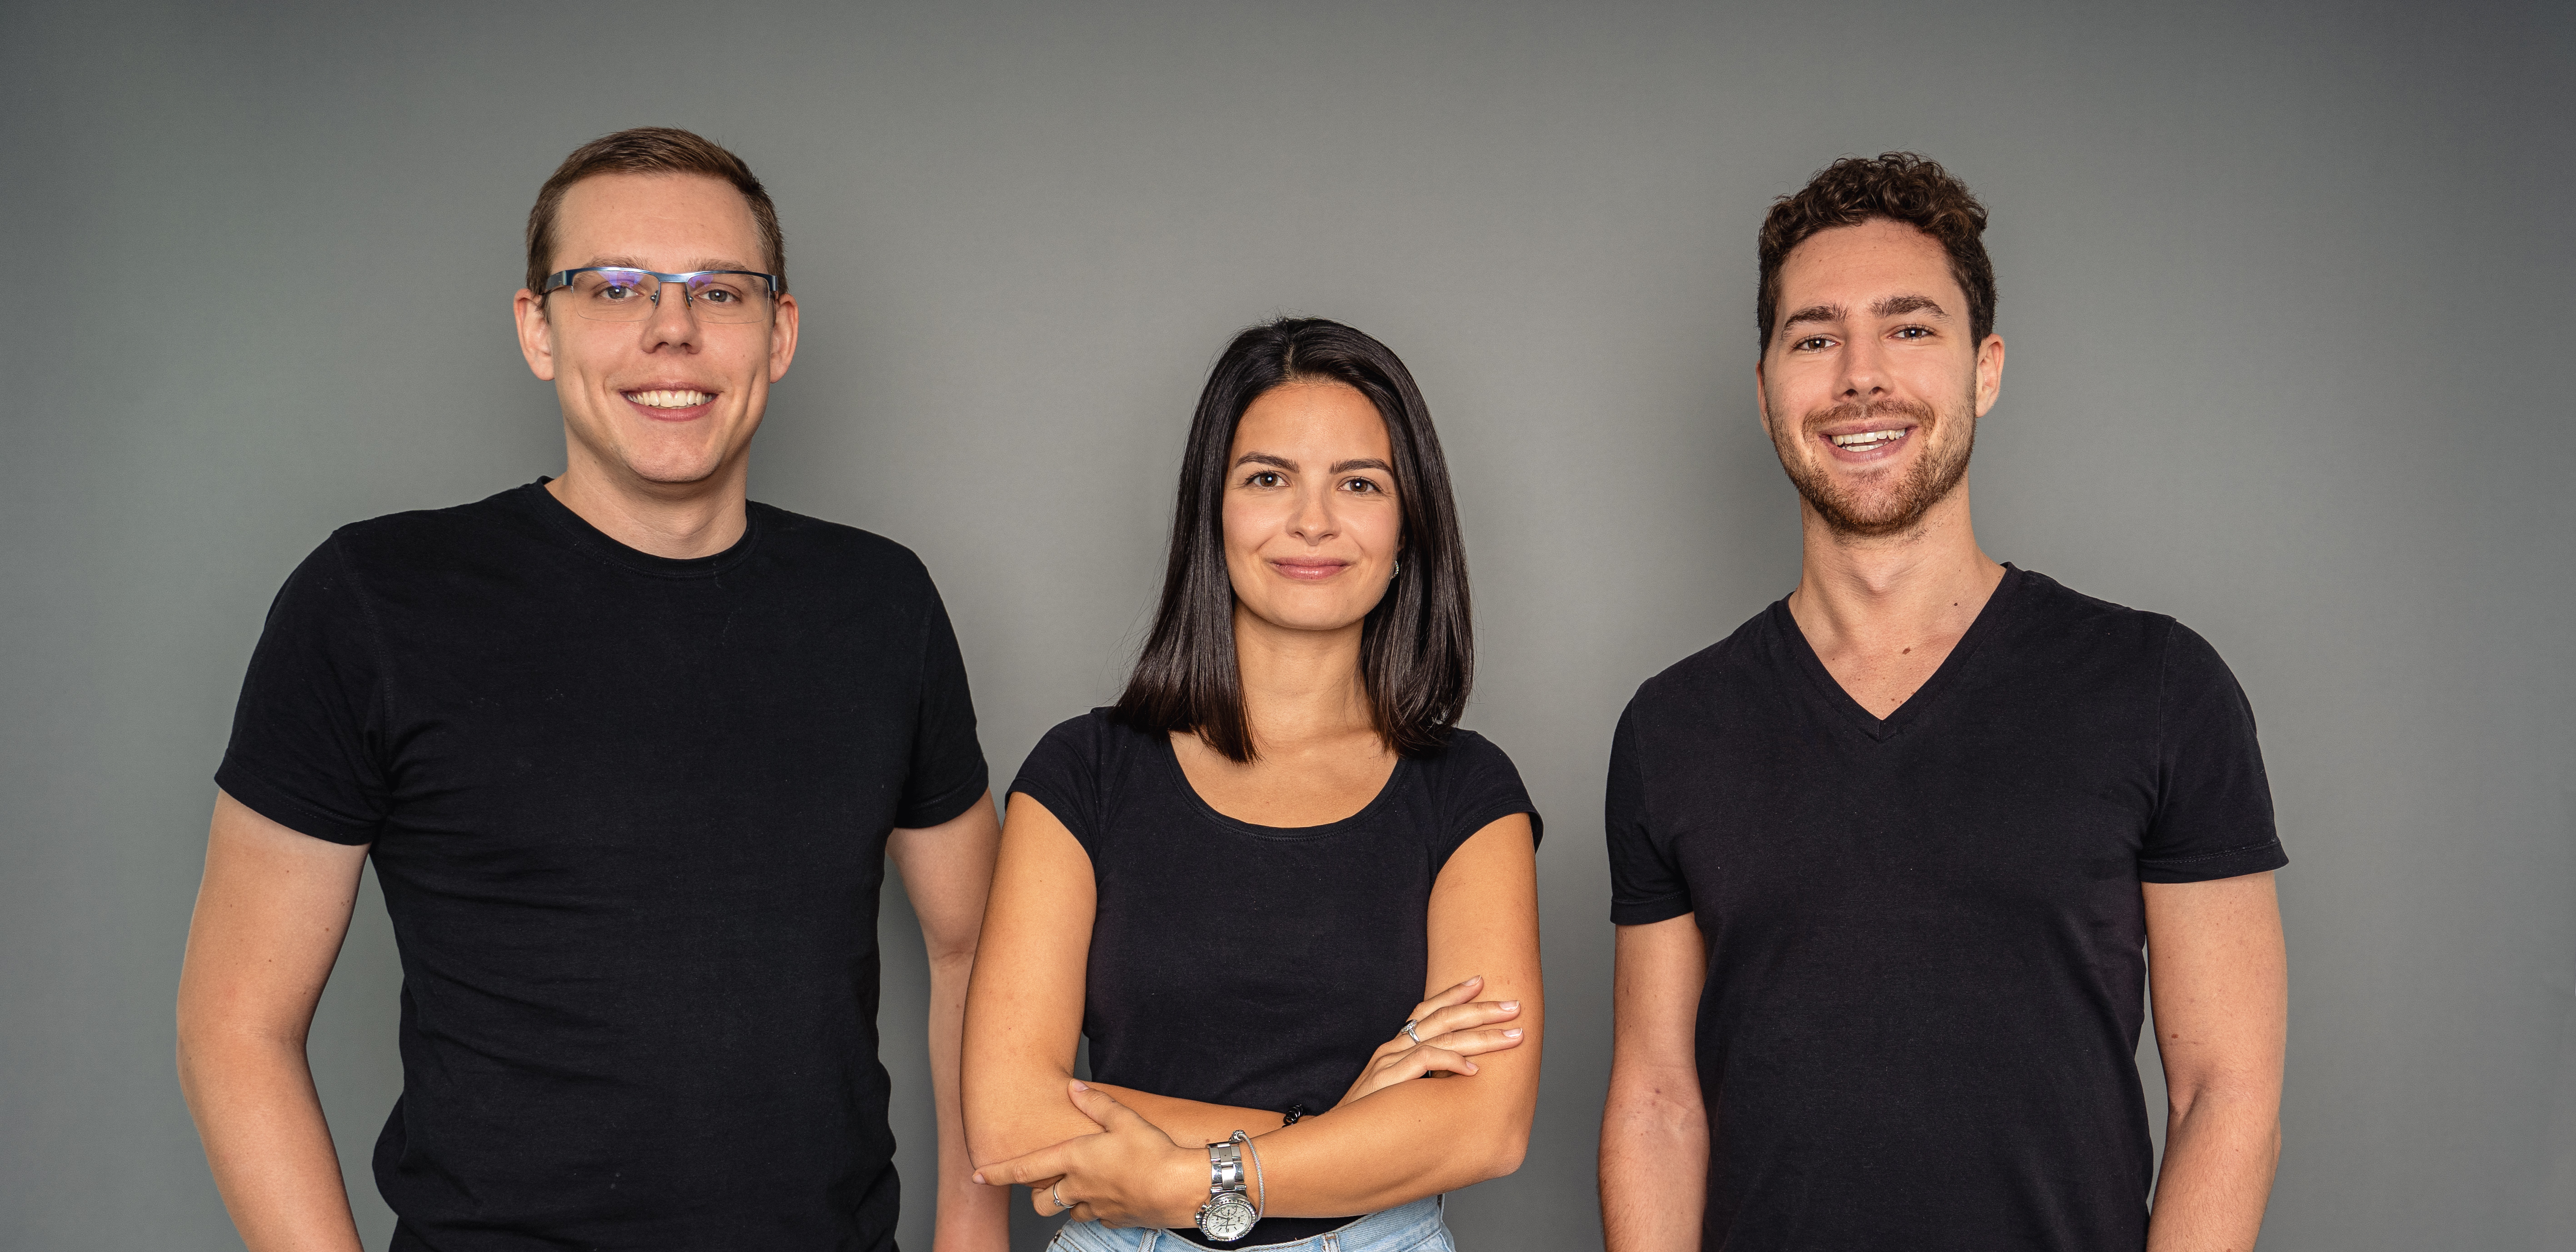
521,478,766,579
1151,727,1414,840
1770,563,2028,743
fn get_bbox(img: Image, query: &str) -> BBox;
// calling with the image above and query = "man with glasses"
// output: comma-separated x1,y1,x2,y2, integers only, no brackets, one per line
178,128,1009,1252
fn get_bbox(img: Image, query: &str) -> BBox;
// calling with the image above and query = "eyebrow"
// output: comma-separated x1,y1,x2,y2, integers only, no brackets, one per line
1232,453,1396,476
1778,294,1950,332
579,255,764,274
1779,303,1843,331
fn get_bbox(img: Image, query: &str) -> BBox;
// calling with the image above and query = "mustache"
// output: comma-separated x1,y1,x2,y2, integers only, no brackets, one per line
1801,395,1937,434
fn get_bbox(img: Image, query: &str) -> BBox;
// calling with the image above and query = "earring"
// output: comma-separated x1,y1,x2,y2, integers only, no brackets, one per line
1391,558,1401,578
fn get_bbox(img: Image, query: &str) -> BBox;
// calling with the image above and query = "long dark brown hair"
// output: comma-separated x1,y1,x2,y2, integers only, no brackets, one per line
1113,318,1473,763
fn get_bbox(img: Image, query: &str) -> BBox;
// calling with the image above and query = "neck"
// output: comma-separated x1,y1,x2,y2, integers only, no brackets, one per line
547,444,749,560
1785,479,2003,650
1230,604,1373,751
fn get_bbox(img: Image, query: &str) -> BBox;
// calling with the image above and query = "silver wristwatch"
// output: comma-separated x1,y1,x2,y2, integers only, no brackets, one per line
1193,1137,1259,1242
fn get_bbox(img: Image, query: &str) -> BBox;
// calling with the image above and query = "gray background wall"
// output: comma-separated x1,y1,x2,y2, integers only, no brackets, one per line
3,1,2569,1248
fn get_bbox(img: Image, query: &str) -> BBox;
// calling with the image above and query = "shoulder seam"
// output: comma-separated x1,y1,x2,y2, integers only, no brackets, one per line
324,531,401,755
2153,616,2177,806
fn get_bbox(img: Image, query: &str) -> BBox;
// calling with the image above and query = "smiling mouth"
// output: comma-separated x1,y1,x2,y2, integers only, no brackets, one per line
1270,559,1351,581
626,389,714,410
1828,428,1910,450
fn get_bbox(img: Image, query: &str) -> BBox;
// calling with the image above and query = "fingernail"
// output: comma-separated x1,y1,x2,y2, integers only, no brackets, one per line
1504,1028,1523,1038
1500,1001,1518,1011
972,1172,986,1183
1070,1079,1089,1091
1464,1062,1479,1073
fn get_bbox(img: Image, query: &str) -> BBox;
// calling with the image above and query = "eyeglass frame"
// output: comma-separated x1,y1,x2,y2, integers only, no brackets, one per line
537,266,784,319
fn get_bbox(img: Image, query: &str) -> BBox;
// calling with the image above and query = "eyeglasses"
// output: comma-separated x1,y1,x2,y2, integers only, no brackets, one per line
539,267,781,324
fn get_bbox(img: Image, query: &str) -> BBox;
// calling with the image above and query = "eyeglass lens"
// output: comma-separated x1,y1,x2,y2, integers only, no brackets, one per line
563,269,771,323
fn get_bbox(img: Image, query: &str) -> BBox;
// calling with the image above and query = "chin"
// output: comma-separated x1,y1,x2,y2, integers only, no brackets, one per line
1245,598,1377,634
619,452,730,486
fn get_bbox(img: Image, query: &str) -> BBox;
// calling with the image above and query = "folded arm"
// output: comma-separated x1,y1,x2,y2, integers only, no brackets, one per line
176,790,370,1252
961,795,1542,1224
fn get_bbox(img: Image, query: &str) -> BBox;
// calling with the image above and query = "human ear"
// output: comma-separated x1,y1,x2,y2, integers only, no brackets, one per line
513,289,557,382
1972,334,2005,418
767,292,801,383
1753,359,1776,438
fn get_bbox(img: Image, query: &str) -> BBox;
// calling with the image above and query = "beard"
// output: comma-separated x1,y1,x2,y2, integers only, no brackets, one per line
1767,390,1977,538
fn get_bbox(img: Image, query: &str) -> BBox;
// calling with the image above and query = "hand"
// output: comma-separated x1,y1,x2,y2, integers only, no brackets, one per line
972,1081,1206,1228
1337,974,1526,1107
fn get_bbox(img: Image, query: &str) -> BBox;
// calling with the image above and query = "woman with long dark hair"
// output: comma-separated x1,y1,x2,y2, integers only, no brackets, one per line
963,318,1543,1252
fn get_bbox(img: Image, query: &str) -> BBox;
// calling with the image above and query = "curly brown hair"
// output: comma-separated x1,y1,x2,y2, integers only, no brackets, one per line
1757,152,1993,352
523,127,786,299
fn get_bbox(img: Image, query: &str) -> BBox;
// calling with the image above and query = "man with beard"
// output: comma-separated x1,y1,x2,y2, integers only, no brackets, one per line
1596,154,2288,1252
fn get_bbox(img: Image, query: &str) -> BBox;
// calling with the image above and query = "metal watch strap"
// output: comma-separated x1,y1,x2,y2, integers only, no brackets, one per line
1194,1138,1257,1242
1206,1138,1245,1194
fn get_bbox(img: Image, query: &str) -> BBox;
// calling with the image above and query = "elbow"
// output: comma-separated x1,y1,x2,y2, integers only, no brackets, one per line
1483,1127,1531,1180
961,1102,1017,1172
957,1080,1005,1169
1461,1105,1534,1183
959,1064,1067,1170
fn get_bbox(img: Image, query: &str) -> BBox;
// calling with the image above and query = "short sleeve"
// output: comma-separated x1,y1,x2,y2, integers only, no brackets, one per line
1427,732,1542,875
1606,703,1692,924
893,583,990,829
2138,622,2286,883
1008,714,1109,855
214,535,393,845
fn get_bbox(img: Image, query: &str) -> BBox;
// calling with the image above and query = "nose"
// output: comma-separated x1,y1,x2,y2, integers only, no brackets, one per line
1286,483,1338,545
1837,331,1890,401
638,278,702,354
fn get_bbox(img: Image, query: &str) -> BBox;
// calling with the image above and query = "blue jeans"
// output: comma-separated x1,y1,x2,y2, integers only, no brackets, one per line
1049,1197,1453,1252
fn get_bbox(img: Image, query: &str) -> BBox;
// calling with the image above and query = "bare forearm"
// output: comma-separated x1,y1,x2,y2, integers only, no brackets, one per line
1600,1071,1706,1252
1122,1073,1531,1217
969,1064,1281,1167
2147,1089,2280,1252
926,954,1010,1252
177,1032,364,1252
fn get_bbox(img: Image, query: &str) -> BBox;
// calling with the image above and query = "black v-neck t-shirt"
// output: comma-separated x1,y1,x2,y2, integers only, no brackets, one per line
1605,566,2283,1252
217,481,989,1251
1010,711,1540,1246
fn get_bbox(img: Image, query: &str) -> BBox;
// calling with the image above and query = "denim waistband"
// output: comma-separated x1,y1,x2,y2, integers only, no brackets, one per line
1050,1195,1446,1252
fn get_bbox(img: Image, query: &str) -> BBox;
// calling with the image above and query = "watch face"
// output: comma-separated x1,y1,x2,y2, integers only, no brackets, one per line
1197,1193,1258,1243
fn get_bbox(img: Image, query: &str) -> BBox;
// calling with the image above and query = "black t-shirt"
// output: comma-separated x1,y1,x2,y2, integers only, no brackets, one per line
217,481,988,1252
1605,567,2283,1252
1010,711,1540,1246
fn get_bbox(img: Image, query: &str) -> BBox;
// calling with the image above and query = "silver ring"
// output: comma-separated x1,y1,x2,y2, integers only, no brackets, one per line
1401,1019,1426,1046
1051,1183,1071,1212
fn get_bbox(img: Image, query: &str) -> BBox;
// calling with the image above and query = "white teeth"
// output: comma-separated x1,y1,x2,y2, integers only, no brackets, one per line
629,389,711,409
1831,429,1906,448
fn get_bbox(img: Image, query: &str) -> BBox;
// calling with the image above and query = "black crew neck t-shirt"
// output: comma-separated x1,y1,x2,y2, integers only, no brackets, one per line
1605,567,2284,1252
217,481,989,1251
1010,711,1540,1247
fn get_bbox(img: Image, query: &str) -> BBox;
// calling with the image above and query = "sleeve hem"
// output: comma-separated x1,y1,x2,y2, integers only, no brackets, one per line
1002,780,1092,851
2139,839,2286,884
892,763,991,831
213,763,379,846
1456,801,1545,849
1610,893,1692,927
